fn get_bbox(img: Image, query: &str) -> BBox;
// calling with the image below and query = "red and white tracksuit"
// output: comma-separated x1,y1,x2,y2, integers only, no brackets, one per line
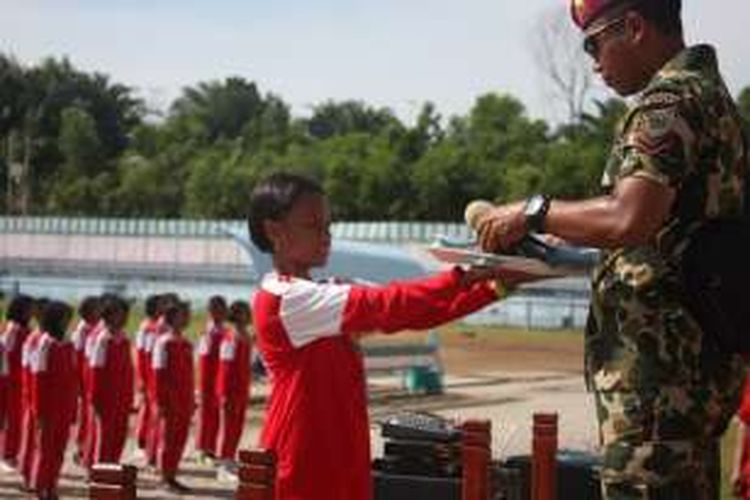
153,330,194,477
71,319,101,466
30,333,77,493
134,318,158,451
0,343,8,440
90,328,134,464
196,321,226,456
18,329,43,485
254,268,499,500
216,329,252,461
1,320,31,461
144,318,170,465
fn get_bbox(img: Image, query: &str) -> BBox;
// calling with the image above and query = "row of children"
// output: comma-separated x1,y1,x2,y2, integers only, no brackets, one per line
0,292,253,498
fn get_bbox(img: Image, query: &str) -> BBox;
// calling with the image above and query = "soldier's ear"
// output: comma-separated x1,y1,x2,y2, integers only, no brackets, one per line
624,11,646,45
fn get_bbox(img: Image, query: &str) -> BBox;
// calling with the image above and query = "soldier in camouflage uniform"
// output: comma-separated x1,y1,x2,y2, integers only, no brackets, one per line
474,0,748,498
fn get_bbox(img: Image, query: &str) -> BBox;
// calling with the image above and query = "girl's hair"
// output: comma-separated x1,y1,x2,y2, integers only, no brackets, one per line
6,294,34,323
100,294,130,325
228,300,251,324
144,294,161,318
41,301,73,340
164,301,190,328
78,296,100,319
208,295,227,311
247,172,323,253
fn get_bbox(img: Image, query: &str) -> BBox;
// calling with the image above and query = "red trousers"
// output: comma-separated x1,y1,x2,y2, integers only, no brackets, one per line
146,402,161,466
218,401,247,460
18,408,36,485
159,413,191,477
1,383,22,460
32,422,70,492
94,412,129,464
196,395,219,454
136,393,151,449
76,398,94,466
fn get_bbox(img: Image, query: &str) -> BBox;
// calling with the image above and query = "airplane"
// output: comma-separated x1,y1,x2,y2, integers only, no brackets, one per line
223,226,434,284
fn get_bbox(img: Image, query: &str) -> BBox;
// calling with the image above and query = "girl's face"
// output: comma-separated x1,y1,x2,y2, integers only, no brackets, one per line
107,308,127,332
232,308,250,329
209,303,228,323
267,192,332,276
174,309,190,331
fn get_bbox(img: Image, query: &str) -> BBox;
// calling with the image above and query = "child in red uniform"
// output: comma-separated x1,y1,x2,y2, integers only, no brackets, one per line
0,341,7,441
134,294,161,453
0,294,34,469
248,172,536,500
152,301,195,493
215,300,253,477
70,296,101,466
90,295,134,465
31,301,77,500
195,295,229,463
18,308,45,490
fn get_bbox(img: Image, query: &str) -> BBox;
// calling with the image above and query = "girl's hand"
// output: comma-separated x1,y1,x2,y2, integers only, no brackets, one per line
460,265,543,289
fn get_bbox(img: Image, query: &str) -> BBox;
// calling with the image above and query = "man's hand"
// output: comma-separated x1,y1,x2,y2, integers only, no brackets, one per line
476,201,526,253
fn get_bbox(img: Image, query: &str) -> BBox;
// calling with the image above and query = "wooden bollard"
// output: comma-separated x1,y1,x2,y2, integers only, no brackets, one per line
461,419,491,500
237,449,276,500
532,413,558,500
89,463,137,500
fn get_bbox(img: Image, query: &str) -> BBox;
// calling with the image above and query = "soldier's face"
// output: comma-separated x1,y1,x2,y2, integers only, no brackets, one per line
587,12,650,96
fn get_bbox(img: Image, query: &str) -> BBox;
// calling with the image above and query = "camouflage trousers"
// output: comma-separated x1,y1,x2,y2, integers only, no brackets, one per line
593,389,734,500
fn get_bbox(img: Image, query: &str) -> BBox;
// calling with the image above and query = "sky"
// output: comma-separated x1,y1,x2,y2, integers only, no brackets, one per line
2,0,749,125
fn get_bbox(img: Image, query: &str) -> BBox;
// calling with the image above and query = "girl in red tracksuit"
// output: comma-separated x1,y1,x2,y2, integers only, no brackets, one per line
0,342,7,438
247,172,535,500
31,301,77,500
70,296,101,467
195,295,229,462
89,295,134,465
18,321,44,490
134,294,161,453
0,294,34,468
215,300,253,471
152,300,195,493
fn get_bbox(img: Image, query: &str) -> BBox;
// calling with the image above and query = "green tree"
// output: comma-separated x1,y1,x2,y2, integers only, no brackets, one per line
306,100,399,140
738,87,750,126
58,106,104,178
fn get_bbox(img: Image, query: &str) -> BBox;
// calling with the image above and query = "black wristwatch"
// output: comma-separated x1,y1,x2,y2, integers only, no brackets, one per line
523,194,550,233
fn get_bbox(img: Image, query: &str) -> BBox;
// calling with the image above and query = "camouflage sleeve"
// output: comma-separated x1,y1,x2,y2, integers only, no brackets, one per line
619,90,697,187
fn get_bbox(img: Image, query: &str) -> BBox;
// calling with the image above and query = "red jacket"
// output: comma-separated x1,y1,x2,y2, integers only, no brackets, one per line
20,329,43,413
152,331,194,418
197,321,227,401
31,333,78,428
90,329,135,418
3,321,31,386
134,318,158,394
216,329,252,405
71,320,102,400
254,268,498,500
0,343,7,424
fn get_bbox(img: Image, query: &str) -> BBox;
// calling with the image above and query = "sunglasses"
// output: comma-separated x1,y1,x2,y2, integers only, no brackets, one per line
582,16,627,59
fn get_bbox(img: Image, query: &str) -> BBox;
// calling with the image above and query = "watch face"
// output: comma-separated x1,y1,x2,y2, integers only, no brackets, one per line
526,195,544,215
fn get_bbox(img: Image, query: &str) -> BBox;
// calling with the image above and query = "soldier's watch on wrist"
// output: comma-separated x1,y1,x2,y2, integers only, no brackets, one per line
523,194,550,233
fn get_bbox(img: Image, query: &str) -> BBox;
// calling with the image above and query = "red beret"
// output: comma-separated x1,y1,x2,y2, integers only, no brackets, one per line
570,0,640,30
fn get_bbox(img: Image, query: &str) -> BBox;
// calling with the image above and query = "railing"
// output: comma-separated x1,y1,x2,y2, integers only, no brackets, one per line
0,216,470,243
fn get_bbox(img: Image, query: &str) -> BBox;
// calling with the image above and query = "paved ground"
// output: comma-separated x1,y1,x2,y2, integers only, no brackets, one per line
0,329,596,498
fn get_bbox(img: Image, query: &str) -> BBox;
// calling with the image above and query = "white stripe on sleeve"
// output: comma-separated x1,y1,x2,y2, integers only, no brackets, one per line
278,279,351,349
152,336,168,370
219,339,236,361
89,335,109,368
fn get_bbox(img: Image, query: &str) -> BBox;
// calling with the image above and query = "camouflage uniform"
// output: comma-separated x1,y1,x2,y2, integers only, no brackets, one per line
586,45,748,499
